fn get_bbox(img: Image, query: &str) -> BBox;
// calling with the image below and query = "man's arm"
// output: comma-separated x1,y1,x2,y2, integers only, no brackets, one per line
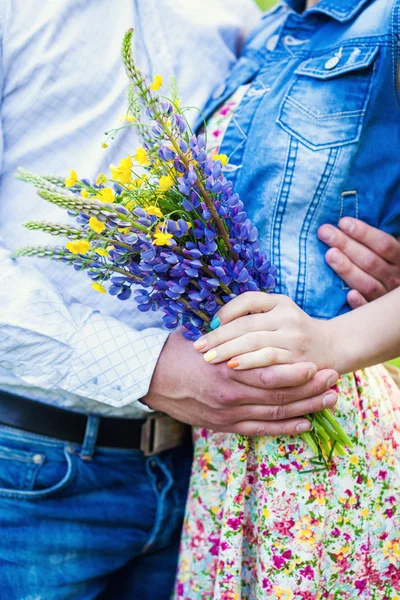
0,244,169,412
318,217,400,308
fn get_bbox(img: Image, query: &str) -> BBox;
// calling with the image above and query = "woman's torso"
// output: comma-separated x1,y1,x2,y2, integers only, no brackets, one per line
198,0,400,320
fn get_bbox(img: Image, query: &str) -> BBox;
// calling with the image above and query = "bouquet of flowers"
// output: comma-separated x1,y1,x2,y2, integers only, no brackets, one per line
15,29,352,467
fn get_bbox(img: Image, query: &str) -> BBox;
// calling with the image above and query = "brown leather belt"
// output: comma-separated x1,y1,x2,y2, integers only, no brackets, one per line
0,390,191,456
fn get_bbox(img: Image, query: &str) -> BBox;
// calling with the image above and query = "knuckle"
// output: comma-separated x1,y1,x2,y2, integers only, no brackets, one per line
251,423,269,437
388,273,400,290
375,236,394,260
275,389,288,406
260,367,278,388
360,253,379,273
269,404,286,421
363,277,382,298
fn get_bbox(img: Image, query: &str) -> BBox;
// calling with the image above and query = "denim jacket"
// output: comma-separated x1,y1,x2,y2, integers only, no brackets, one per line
199,0,400,319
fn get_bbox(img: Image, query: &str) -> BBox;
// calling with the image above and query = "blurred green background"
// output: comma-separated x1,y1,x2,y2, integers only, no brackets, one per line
253,0,400,368
255,0,276,8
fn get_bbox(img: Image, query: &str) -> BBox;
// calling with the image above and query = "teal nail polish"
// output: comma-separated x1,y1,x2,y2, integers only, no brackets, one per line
210,316,220,330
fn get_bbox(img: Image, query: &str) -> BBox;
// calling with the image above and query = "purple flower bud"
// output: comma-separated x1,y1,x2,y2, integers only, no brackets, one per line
197,135,206,149
158,145,176,161
178,139,189,153
174,158,186,173
187,169,197,186
171,114,186,134
161,100,173,115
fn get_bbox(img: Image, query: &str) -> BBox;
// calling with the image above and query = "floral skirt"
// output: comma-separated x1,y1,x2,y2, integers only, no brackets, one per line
175,365,400,600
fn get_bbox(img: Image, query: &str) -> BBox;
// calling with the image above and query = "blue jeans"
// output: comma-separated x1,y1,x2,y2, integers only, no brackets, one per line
0,416,193,599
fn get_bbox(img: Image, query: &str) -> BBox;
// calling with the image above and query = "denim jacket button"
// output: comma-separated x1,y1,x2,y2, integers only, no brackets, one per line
213,83,227,99
325,56,340,70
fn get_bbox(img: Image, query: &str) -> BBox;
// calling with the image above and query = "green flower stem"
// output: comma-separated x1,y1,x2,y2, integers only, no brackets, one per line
321,409,354,448
300,432,319,455
179,297,211,325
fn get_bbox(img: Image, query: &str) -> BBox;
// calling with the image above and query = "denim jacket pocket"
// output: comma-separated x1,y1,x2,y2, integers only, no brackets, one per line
277,45,379,151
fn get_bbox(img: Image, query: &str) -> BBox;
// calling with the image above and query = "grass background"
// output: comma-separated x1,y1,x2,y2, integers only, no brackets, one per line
252,0,400,368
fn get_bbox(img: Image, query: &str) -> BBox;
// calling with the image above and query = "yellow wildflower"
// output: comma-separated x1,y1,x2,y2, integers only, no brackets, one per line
81,189,90,198
383,540,400,565
96,173,107,186
65,169,78,188
150,74,163,91
158,174,174,192
120,114,136,123
134,147,150,166
89,217,106,234
92,282,107,294
212,153,229,166
273,587,293,600
110,155,133,184
96,187,115,204
145,205,163,218
153,225,173,247
101,142,108,149
95,247,113,257
65,240,90,255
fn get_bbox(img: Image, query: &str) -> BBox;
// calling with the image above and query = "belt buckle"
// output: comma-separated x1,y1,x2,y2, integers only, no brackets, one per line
140,413,189,457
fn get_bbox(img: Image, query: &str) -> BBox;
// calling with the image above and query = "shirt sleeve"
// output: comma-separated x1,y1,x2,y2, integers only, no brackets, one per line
0,244,169,410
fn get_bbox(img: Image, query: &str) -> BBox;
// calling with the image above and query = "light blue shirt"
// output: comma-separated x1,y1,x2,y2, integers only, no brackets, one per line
0,0,260,416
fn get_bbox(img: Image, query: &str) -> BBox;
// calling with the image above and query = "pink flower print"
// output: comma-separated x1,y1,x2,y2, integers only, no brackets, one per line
378,469,388,480
220,101,235,116
226,515,243,531
355,579,367,594
331,528,341,538
272,554,285,570
274,518,295,536
385,508,394,518
212,129,223,138
300,565,315,580
262,578,273,593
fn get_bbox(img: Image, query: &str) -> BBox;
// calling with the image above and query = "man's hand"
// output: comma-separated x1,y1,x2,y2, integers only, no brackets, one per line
143,330,339,436
318,217,400,308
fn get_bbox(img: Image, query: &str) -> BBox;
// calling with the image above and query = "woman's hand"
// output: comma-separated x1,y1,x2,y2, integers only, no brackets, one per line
193,292,334,372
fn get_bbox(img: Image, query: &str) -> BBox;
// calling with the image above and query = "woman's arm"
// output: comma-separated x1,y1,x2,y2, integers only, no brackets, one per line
193,288,400,376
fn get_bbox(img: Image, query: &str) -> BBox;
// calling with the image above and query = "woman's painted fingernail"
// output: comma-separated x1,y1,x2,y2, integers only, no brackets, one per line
297,422,311,433
227,359,240,369
210,316,221,330
193,338,207,351
323,393,337,408
204,349,218,363
327,375,338,389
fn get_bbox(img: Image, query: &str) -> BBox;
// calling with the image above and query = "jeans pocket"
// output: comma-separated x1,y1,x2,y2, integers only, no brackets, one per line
0,432,77,501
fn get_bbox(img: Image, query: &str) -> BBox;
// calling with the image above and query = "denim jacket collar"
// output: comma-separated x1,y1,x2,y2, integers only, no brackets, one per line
282,0,373,22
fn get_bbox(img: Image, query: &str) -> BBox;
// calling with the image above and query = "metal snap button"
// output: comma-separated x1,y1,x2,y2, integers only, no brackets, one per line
324,56,340,70
32,454,44,464
266,34,279,52
212,83,226,100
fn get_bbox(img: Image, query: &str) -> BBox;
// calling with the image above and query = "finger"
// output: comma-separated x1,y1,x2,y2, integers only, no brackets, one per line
338,218,400,264
347,289,368,309
230,362,318,389
228,418,312,436
202,332,284,365
228,368,339,404
318,224,393,286
209,291,280,329
325,248,386,301
227,347,293,370
194,313,271,353
228,390,338,424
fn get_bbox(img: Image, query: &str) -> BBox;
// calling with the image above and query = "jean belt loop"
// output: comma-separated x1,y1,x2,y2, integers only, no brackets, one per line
80,415,100,461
